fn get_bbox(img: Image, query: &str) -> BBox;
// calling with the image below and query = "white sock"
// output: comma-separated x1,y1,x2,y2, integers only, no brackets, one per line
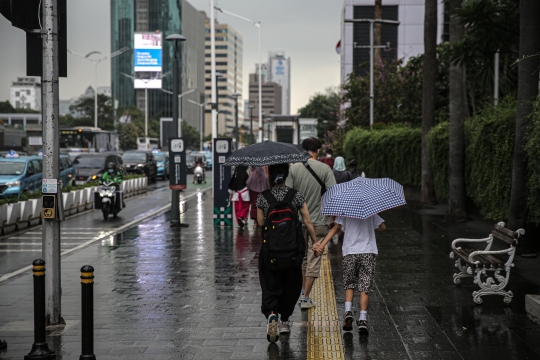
345,302,352,312
359,310,367,321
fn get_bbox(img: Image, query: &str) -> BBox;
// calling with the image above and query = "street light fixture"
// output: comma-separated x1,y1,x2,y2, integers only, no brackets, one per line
231,92,241,148
214,6,262,143
68,47,130,128
188,99,210,151
165,33,187,228
161,88,196,137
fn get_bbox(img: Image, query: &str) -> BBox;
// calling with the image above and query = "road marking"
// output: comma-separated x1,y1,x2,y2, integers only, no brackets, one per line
0,188,209,284
0,243,82,246
308,255,344,359
0,249,42,252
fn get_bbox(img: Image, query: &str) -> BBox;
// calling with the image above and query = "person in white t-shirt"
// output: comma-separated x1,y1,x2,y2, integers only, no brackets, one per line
313,214,386,335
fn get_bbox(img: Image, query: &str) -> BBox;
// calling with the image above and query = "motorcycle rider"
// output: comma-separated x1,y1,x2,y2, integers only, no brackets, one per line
100,162,125,207
192,157,206,184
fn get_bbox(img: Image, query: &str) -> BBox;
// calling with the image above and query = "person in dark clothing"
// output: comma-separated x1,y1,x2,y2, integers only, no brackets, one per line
348,158,361,179
228,166,250,227
256,163,318,342
321,149,334,168
333,156,353,184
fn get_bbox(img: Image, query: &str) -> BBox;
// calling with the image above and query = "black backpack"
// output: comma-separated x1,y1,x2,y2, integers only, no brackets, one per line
261,189,305,271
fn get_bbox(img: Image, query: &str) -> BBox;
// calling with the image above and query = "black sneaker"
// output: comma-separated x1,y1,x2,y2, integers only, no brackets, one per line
357,320,369,335
267,313,279,343
343,311,354,331
237,217,244,227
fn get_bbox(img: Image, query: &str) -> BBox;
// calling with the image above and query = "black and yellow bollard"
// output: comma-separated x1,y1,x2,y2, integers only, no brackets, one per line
80,265,96,360
25,259,55,360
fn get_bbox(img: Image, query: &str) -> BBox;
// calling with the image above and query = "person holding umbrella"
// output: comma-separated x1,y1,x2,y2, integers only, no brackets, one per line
228,166,250,227
313,177,406,335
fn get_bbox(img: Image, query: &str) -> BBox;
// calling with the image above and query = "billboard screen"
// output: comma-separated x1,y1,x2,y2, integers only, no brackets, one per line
134,32,162,89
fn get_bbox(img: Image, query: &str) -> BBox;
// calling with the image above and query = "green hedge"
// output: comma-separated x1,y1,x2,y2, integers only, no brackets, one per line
427,122,449,199
343,126,422,186
525,100,540,225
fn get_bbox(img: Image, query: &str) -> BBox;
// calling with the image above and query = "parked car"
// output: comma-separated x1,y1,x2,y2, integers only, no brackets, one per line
0,156,43,199
73,153,124,185
122,150,157,182
153,151,169,180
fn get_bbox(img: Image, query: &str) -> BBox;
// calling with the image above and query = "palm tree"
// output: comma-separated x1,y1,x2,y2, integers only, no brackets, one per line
508,0,540,231
421,0,438,205
448,0,468,220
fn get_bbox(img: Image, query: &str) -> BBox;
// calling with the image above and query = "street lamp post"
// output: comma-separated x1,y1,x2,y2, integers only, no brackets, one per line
161,88,196,137
187,99,209,151
214,6,262,143
345,18,400,128
267,117,272,141
165,34,187,228
68,47,129,128
248,105,254,145
232,92,241,148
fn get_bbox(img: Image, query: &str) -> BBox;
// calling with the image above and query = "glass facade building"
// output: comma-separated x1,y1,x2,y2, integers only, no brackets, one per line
111,0,205,132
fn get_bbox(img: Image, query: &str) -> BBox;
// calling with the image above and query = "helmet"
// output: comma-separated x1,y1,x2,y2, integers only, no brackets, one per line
107,162,116,173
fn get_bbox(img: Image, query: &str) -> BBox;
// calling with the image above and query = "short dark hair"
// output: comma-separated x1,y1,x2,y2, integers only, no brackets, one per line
268,163,290,187
302,137,321,153
326,149,333,155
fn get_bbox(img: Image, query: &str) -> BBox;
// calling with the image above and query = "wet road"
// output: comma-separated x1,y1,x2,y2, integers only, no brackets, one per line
0,174,211,280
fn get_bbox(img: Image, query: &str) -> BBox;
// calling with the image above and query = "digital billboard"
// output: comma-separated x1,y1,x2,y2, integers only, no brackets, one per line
134,32,162,89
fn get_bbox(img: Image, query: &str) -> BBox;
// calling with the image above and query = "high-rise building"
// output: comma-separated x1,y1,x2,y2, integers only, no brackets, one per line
248,73,282,121
267,51,291,115
340,0,445,85
9,77,41,111
111,0,206,133
203,14,243,137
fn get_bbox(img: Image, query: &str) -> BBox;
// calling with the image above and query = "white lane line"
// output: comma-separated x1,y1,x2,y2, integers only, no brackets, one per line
0,189,208,284
0,249,42,252
2,237,97,241
0,243,82,246
23,231,107,235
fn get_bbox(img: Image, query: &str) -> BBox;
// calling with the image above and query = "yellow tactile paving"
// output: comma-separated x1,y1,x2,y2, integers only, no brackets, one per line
307,254,345,359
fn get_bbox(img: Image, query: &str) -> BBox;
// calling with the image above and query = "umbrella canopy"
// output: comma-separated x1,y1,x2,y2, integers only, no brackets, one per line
321,177,406,219
224,141,310,166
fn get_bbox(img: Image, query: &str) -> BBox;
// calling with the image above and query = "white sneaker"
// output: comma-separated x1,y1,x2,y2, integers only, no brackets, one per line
279,320,291,334
300,298,316,309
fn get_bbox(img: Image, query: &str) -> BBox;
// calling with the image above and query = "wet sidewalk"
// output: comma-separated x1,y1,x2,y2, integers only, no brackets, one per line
0,194,539,360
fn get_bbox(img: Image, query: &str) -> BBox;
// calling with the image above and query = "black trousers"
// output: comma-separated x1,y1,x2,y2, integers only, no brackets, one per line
259,251,302,321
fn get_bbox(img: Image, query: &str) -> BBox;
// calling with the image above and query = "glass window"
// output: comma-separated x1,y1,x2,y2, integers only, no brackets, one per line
0,162,26,175
74,156,106,168
31,160,42,173
122,152,147,162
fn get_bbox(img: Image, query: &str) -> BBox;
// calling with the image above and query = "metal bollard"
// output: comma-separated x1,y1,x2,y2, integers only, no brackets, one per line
80,265,96,360
24,259,55,360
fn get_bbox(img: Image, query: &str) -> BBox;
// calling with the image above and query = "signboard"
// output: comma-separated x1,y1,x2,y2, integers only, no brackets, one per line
269,55,290,114
42,179,58,194
134,32,162,89
168,138,186,190
213,138,233,226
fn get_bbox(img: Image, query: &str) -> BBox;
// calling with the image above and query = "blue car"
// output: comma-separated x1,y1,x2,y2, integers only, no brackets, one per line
0,156,43,199
59,154,74,187
153,151,169,180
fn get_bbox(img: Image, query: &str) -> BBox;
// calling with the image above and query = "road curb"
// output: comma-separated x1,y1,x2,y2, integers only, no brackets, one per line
0,187,210,285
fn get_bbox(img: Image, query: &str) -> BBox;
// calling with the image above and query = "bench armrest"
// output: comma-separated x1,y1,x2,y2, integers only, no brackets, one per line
469,247,515,268
452,235,493,251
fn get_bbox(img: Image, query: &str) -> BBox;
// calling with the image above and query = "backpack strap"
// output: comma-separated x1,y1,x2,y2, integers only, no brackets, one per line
261,189,278,208
304,163,327,195
283,188,297,205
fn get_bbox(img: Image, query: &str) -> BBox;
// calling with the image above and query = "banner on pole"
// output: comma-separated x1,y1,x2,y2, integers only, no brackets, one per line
169,138,186,190
213,138,232,226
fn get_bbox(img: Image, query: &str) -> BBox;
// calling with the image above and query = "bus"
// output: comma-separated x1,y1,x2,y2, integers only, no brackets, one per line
59,127,119,159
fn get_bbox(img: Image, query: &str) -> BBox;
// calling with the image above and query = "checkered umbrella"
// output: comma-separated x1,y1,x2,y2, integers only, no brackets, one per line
321,177,406,219
224,141,310,166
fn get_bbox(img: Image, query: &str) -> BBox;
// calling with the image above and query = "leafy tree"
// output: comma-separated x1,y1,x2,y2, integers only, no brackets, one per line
421,0,438,205
118,122,139,150
298,87,340,140
69,94,115,130
0,101,15,113
508,0,540,234
182,121,201,150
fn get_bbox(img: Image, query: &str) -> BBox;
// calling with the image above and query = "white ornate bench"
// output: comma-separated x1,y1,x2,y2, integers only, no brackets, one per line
449,222,525,304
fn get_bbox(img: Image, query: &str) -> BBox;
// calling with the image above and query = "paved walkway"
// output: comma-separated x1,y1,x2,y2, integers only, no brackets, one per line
0,194,539,360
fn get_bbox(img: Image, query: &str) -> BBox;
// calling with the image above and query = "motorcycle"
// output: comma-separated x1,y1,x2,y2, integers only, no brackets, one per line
98,181,122,220
194,166,205,184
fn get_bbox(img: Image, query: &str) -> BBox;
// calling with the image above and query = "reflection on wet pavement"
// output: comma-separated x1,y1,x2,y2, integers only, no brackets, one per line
329,205,540,360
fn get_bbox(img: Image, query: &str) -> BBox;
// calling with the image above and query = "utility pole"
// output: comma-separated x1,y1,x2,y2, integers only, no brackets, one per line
42,0,63,326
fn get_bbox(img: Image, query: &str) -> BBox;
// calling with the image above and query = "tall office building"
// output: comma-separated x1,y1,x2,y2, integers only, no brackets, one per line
267,51,291,115
10,77,41,111
203,14,243,137
340,0,445,84
111,0,206,133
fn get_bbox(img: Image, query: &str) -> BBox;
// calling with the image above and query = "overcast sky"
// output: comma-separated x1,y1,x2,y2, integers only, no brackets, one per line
0,0,342,113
